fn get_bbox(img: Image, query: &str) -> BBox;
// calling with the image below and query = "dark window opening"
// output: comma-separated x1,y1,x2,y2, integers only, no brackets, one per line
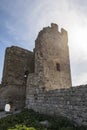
56,63,60,71
24,70,29,79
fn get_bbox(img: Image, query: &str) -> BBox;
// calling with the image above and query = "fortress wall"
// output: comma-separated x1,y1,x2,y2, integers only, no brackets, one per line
26,84,87,125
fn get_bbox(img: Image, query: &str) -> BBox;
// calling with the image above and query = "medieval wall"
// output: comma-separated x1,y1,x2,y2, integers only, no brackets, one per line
26,85,87,125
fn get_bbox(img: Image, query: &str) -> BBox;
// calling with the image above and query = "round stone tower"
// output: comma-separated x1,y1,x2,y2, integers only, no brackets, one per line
35,23,72,89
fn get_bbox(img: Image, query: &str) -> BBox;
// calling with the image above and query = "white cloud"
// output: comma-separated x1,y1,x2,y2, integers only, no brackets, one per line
73,72,87,86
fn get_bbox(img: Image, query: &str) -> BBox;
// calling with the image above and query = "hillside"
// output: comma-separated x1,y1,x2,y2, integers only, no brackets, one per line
0,109,87,130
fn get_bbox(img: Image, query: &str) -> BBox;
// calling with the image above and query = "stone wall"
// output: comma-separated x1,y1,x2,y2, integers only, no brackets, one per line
26,84,87,125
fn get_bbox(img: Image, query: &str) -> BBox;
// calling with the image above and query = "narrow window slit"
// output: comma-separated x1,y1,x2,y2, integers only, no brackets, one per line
56,63,60,71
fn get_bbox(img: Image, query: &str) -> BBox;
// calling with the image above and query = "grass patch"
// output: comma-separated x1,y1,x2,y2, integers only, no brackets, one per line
0,109,87,130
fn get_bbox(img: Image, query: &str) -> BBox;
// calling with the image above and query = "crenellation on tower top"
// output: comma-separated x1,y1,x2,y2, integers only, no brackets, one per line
61,28,68,35
51,23,58,31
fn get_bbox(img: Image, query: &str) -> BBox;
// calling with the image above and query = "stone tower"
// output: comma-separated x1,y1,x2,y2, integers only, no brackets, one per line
0,46,34,109
2,46,34,86
27,23,72,91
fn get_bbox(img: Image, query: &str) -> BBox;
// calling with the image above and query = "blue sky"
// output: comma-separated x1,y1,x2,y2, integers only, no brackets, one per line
0,0,87,86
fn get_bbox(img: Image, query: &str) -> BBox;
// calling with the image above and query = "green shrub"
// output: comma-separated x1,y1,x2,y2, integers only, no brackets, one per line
0,109,87,130
8,124,36,130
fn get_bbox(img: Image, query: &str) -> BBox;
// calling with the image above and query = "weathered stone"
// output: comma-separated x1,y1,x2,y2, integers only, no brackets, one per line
2,46,34,86
0,46,34,110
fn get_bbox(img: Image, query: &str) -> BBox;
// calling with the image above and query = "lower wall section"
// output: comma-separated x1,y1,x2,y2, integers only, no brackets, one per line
26,85,87,125
0,84,26,110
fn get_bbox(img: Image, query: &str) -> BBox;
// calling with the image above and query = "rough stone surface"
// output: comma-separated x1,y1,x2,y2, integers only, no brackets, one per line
26,85,87,126
34,23,72,89
2,46,34,86
0,46,34,110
